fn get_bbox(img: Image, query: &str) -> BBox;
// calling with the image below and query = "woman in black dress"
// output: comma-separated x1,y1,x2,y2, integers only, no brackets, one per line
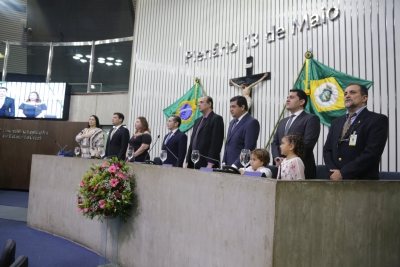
127,116,152,162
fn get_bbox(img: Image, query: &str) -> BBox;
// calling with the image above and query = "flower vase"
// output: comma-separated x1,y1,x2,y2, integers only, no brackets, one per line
98,217,120,267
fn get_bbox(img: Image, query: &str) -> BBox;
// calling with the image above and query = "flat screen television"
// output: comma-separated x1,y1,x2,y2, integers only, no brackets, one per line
0,81,71,120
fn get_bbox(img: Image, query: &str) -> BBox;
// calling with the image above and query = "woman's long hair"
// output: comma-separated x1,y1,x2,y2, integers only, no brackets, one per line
135,116,151,134
87,115,100,128
26,92,41,103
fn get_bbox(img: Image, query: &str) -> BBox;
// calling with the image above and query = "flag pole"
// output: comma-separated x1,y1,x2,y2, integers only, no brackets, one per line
264,56,308,150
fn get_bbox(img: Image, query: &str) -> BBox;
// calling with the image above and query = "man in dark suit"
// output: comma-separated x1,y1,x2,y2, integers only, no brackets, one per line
323,84,388,180
162,115,187,167
186,96,224,169
271,89,320,179
105,112,130,160
0,87,15,117
223,95,260,168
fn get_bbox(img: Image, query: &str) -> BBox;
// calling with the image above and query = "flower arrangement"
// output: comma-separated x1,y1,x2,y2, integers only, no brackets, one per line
77,157,138,222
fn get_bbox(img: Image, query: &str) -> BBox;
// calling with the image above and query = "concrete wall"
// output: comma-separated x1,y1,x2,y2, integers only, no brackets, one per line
27,155,400,267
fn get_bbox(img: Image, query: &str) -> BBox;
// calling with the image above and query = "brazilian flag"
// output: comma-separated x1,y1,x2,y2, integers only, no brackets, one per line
294,52,373,127
163,79,203,132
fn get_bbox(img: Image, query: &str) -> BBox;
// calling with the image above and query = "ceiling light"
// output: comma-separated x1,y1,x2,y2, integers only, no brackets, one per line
75,54,83,58
98,57,105,60
80,59,87,63
106,62,113,66
115,63,121,66
107,57,114,61
86,55,91,58
98,60,105,64
115,59,123,63
91,85,95,89
73,56,80,60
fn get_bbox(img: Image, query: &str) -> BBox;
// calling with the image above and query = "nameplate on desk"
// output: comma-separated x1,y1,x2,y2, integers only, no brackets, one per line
163,164,173,167
200,167,213,172
244,171,263,177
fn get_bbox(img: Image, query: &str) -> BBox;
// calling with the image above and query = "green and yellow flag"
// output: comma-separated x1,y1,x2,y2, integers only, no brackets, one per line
294,52,373,126
163,79,203,132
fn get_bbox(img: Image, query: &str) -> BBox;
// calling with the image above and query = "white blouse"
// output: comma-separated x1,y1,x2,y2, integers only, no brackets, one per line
278,157,305,180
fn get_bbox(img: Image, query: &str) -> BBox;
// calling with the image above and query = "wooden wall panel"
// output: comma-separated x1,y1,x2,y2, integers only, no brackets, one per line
0,119,87,190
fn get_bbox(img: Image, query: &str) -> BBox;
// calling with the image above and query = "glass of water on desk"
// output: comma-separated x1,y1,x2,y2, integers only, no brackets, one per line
160,150,167,164
127,146,134,162
191,150,200,169
240,149,251,168
74,147,80,157
98,147,105,159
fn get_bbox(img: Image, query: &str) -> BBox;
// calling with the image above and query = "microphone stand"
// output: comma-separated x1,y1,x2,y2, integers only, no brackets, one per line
165,145,179,167
200,154,221,169
144,134,160,163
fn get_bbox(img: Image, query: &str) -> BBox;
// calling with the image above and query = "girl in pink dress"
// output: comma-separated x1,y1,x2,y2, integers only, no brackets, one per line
276,132,306,180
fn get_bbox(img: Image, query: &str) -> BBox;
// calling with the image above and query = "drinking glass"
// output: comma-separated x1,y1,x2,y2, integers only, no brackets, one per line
191,150,200,169
127,146,134,162
240,149,251,168
98,147,105,158
74,147,80,157
160,150,167,163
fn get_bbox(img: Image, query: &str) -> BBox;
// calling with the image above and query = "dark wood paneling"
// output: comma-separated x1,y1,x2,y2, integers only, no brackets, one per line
0,119,87,190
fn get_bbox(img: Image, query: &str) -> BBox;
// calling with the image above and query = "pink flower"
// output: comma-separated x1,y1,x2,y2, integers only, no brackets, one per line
102,162,109,168
117,170,127,180
99,199,106,209
78,207,83,212
110,178,119,187
84,208,89,213
80,180,85,187
108,165,117,173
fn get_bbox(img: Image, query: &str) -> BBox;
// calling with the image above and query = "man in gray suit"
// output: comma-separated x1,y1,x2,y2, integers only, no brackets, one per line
271,89,320,179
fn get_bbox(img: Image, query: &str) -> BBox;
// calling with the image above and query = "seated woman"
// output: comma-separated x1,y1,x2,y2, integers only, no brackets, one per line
18,92,47,118
75,115,104,158
127,117,152,162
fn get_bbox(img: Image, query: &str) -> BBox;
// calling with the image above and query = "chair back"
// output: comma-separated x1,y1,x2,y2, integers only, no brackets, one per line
0,239,16,267
267,165,278,178
9,256,28,267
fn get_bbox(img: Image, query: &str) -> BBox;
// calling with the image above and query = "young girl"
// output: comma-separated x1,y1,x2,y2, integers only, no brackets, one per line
276,132,306,180
239,149,272,178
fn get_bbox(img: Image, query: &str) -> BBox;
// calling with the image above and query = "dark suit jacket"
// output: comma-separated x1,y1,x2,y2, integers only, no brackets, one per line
105,126,130,160
323,108,388,180
162,129,187,167
1,97,15,117
271,111,320,179
223,113,260,167
186,111,224,168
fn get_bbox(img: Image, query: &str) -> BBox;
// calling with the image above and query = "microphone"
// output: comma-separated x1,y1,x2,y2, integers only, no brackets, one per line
144,134,160,163
165,145,178,167
200,154,221,169
55,140,67,151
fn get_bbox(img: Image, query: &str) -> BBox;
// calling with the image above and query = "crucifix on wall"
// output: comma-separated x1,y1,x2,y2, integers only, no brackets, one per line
229,56,271,110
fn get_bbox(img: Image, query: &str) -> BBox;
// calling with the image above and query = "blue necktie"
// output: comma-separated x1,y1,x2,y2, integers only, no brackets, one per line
164,132,172,144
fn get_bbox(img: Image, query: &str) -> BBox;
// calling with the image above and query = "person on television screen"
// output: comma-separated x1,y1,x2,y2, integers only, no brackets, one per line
0,87,15,117
18,91,47,118
76,115,104,158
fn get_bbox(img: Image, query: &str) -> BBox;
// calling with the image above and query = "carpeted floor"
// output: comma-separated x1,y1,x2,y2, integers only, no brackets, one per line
0,190,107,267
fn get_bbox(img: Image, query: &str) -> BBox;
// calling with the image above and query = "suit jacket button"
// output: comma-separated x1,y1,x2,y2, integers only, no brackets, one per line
338,158,342,161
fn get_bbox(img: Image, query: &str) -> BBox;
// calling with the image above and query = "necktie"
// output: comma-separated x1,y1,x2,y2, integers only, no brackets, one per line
164,132,173,144
340,113,356,142
110,127,117,140
284,115,296,135
192,117,205,150
232,119,239,130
